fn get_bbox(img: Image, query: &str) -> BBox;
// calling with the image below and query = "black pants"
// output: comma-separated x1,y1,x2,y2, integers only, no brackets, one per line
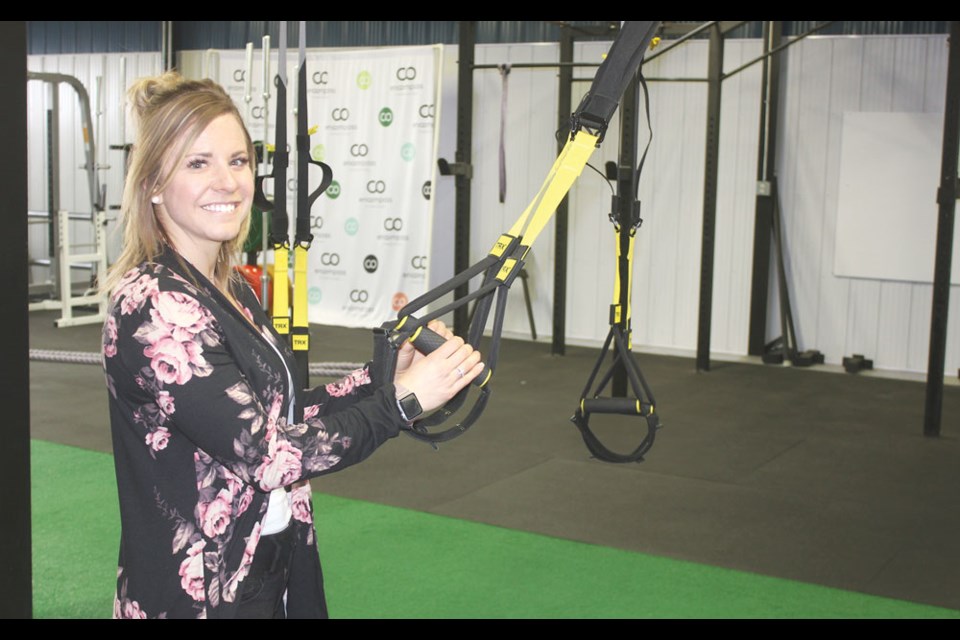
235,524,295,619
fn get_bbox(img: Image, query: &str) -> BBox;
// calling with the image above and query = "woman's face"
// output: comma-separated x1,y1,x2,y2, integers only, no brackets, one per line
154,113,253,265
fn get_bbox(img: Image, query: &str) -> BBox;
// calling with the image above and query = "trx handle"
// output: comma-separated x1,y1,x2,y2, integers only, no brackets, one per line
580,397,652,416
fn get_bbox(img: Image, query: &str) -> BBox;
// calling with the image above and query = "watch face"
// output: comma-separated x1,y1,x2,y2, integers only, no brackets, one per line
400,392,423,420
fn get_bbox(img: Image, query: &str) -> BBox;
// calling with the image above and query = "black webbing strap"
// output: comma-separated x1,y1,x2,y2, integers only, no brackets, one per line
291,37,334,390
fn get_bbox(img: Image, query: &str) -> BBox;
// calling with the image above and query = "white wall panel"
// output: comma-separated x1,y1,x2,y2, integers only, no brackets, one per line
24,34,957,378
777,34,957,375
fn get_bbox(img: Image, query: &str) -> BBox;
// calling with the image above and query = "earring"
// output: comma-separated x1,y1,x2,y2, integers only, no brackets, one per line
151,195,161,205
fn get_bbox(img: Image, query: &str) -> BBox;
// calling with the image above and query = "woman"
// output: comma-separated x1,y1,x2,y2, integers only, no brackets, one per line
101,71,483,619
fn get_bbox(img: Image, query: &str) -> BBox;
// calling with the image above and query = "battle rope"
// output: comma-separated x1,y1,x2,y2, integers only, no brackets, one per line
28,349,361,377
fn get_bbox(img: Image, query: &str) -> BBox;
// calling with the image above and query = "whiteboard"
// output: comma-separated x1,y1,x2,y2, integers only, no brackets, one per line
834,111,959,285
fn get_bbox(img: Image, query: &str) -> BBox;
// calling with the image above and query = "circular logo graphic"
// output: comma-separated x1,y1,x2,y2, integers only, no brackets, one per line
378,107,394,127
344,217,359,236
326,180,341,199
356,70,372,90
400,143,415,162
311,144,325,162
363,254,379,273
308,287,322,305
421,181,432,200
391,292,409,312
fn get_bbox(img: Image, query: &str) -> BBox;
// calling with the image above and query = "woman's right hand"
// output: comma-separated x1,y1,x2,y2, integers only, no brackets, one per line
394,334,484,415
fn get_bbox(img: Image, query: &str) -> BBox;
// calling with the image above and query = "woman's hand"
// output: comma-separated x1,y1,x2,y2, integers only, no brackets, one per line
394,321,484,415
394,319,451,377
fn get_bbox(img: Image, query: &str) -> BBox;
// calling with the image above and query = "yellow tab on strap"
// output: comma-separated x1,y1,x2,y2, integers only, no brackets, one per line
489,234,515,258
496,258,519,284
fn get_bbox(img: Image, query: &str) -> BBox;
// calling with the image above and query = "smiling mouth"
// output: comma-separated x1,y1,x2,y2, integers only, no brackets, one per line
202,203,239,213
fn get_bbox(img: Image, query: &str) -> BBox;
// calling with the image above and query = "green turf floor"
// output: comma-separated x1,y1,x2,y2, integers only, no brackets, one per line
29,439,960,619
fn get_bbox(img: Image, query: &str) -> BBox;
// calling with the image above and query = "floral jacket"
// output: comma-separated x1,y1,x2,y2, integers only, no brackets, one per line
102,248,403,619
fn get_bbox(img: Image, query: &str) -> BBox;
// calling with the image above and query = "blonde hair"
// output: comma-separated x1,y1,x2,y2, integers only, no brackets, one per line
102,71,255,296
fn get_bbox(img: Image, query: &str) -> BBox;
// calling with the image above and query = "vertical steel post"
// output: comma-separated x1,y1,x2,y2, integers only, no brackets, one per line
696,24,724,371
923,21,960,437
553,27,574,356
453,21,475,336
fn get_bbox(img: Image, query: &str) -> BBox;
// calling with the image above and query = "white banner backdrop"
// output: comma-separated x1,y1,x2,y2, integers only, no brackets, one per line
216,44,442,329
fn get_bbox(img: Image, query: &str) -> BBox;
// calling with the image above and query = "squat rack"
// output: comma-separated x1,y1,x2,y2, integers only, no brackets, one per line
26,71,108,328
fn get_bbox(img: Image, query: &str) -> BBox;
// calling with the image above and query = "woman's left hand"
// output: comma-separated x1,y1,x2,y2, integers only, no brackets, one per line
394,319,454,377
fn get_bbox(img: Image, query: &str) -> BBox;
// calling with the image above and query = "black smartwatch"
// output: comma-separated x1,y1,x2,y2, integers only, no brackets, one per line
396,388,423,423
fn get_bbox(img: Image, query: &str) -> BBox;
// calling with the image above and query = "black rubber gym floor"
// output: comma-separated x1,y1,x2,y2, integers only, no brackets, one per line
28,309,960,612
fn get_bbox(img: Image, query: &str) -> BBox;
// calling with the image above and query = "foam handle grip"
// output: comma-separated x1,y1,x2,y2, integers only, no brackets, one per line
581,397,646,416
410,325,488,388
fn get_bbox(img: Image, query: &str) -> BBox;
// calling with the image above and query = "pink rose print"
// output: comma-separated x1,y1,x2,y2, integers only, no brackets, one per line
150,291,213,342
236,485,254,517
103,315,118,358
122,599,148,619
178,540,206,603
291,484,313,524
156,390,175,415
303,404,319,421
197,489,233,538
144,336,210,385
255,440,303,490
325,367,371,397
145,427,170,452
119,273,160,315
227,522,262,598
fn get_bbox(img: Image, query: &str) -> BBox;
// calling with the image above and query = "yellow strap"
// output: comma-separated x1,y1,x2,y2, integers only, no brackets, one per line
611,232,636,330
272,245,290,334
512,131,598,250
292,245,309,350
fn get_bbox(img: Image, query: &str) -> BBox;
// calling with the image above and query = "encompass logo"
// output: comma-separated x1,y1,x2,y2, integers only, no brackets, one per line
401,143,415,162
414,103,437,130
307,70,337,94
363,254,379,273
377,215,408,242
391,65,423,92
359,178,391,205
378,107,393,128
328,106,357,131
311,144,325,162
344,142,374,168
317,251,346,277
319,252,340,266
421,181,431,200
356,70,372,90
405,255,427,280
325,181,341,199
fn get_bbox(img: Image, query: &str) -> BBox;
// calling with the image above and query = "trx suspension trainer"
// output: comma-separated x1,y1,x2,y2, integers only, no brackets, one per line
370,21,664,457
254,21,333,391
